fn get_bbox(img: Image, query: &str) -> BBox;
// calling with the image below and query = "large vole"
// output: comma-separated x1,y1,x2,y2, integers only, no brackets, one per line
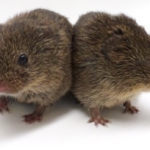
0,8,72,123
72,12,150,126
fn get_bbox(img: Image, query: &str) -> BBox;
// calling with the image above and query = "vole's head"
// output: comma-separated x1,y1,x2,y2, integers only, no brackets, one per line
100,14,150,91
0,20,60,96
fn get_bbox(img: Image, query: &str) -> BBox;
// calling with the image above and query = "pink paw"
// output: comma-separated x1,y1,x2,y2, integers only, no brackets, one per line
23,113,42,124
89,116,110,126
0,97,9,113
123,101,140,114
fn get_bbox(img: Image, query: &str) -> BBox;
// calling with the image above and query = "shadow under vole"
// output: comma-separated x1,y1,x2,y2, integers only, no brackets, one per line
0,8,72,123
71,12,150,126
1,94,150,141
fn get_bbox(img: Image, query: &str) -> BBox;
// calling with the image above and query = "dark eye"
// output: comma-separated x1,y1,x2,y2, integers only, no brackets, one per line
18,54,28,65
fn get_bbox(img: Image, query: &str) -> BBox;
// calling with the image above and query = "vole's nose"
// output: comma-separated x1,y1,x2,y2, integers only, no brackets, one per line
0,83,9,93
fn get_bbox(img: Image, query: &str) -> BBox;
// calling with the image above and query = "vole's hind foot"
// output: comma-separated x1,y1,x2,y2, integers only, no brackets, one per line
0,97,9,113
23,105,46,124
89,108,110,126
123,101,139,114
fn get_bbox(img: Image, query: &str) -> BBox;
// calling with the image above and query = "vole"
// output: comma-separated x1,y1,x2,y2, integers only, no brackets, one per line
0,8,72,123
71,12,150,126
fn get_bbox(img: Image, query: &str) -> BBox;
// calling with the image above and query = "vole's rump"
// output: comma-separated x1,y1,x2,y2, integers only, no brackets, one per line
72,12,150,126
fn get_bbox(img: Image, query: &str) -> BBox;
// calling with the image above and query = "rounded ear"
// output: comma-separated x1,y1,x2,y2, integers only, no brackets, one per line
113,27,124,35
102,28,130,64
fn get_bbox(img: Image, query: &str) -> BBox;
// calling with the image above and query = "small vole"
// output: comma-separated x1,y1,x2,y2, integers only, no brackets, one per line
72,12,150,126
0,9,72,123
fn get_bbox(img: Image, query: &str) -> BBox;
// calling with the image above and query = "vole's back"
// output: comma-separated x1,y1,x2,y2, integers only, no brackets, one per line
73,12,147,65
6,9,72,36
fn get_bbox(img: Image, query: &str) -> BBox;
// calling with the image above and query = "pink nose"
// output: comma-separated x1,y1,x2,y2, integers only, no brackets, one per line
0,84,9,93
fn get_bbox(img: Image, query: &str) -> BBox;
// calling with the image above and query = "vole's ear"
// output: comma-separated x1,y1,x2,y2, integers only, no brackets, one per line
110,24,126,36
113,27,124,35
102,27,129,64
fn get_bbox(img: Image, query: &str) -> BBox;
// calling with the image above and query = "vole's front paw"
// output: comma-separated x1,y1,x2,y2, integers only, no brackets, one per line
89,107,110,126
0,97,9,113
89,116,110,126
23,113,42,123
123,101,139,114
23,105,46,124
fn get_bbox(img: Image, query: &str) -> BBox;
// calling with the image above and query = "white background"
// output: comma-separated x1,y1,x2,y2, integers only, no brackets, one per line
0,0,150,149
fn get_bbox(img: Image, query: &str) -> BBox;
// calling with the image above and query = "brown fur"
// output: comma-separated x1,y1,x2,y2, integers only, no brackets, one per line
0,9,72,116
72,12,150,113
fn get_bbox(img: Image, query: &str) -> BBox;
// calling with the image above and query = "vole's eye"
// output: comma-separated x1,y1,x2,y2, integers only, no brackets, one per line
18,54,28,65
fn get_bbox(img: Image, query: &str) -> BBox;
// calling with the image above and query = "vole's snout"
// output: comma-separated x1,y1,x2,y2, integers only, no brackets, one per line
0,83,9,93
